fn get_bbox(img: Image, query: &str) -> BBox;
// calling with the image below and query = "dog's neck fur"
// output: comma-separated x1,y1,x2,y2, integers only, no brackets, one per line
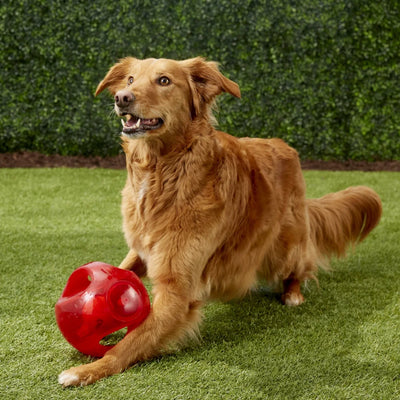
123,118,215,167
122,118,220,209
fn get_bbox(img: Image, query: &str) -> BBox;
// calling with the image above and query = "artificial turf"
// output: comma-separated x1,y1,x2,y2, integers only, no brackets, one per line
0,168,399,399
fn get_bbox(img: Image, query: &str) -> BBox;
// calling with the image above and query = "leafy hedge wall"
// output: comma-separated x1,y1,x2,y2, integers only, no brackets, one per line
1,0,399,160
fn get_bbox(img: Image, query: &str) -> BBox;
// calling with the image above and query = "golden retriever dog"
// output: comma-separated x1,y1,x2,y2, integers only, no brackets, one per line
59,57,382,387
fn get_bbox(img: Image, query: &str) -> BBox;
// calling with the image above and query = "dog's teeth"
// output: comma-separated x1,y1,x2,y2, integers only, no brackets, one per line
121,119,125,127
136,118,141,129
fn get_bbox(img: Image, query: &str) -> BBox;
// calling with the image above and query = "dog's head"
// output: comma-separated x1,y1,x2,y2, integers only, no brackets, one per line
95,57,241,139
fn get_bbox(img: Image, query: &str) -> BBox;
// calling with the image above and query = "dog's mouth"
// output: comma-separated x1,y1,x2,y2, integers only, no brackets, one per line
120,113,164,136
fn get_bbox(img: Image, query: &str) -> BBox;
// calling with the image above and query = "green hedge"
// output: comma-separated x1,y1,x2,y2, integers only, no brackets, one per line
1,0,399,160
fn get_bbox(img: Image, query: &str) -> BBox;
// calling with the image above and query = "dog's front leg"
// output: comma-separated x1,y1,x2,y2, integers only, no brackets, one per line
119,248,147,277
58,278,202,387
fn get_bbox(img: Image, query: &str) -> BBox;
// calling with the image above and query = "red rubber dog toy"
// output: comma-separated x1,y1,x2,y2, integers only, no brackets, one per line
55,262,150,357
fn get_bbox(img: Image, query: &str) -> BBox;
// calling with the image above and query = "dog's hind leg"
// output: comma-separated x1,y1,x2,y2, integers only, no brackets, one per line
281,275,305,306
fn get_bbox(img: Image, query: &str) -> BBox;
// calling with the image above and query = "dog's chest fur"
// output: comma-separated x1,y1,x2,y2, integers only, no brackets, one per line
121,139,221,268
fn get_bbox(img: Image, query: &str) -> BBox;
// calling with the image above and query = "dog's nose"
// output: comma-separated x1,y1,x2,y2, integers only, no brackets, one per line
115,89,134,107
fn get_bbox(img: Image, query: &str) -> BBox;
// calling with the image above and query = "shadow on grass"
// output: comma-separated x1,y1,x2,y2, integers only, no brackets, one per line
173,267,400,397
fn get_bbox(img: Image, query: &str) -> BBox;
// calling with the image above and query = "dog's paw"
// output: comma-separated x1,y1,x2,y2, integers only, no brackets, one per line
58,370,81,387
58,366,97,387
281,291,305,306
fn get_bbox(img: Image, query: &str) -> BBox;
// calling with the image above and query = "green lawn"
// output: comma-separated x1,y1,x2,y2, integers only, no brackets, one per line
0,168,399,400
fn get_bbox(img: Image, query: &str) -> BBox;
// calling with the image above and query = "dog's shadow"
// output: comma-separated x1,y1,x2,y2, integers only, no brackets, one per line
189,286,293,350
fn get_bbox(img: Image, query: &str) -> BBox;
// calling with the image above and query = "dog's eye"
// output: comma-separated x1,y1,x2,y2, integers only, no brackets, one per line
158,76,170,86
127,76,134,85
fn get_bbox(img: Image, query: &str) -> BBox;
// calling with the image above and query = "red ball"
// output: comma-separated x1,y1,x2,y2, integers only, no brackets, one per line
55,262,150,357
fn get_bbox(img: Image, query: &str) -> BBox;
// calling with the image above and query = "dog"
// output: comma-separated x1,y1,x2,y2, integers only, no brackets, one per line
58,57,382,386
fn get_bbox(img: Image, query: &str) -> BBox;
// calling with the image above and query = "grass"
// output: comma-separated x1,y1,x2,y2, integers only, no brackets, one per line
0,167,399,399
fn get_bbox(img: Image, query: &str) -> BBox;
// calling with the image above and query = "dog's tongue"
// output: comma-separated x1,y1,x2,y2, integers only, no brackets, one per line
140,118,159,126
126,116,139,128
126,117,159,128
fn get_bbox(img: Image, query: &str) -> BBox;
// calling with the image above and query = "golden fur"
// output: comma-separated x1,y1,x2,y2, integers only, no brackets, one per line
59,57,382,387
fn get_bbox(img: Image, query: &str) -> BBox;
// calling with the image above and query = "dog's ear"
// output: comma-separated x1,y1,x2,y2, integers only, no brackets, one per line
95,58,135,96
182,57,241,116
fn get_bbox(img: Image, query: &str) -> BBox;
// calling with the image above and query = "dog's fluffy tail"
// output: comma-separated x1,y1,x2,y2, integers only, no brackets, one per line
307,186,382,264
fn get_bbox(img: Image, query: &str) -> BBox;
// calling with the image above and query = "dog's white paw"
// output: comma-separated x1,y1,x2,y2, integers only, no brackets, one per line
282,291,305,306
58,370,80,387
